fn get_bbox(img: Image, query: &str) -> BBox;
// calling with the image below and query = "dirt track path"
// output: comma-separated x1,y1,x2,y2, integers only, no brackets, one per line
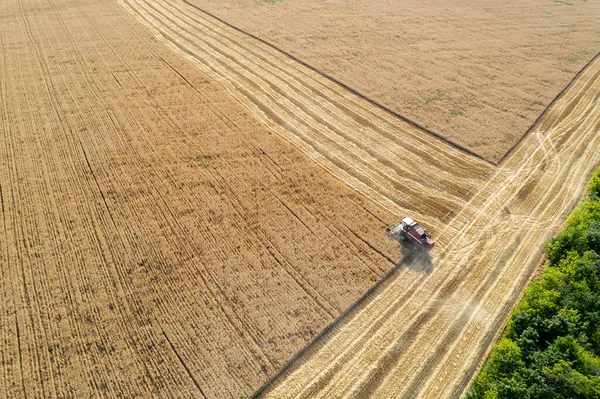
258,56,600,398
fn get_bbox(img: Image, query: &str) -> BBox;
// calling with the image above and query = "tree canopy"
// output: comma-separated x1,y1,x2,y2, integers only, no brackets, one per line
469,168,600,399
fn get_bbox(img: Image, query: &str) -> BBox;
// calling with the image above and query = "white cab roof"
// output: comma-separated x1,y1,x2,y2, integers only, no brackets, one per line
402,217,417,226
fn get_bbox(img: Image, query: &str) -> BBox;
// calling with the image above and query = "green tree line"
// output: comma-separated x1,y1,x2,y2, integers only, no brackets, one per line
468,168,600,398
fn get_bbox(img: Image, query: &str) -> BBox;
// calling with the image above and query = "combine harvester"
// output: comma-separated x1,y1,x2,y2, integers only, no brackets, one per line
386,217,434,250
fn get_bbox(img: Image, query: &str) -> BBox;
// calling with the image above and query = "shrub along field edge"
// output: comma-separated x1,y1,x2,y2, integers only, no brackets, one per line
468,168,600,398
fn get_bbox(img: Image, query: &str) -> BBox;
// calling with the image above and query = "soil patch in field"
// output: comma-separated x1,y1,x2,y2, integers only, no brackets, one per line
188,0,600,163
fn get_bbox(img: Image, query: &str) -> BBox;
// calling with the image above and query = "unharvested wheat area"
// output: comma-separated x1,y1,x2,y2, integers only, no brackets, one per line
1,0,599,398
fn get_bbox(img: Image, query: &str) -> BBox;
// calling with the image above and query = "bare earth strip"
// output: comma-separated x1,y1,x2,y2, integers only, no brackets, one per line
258,56,600,398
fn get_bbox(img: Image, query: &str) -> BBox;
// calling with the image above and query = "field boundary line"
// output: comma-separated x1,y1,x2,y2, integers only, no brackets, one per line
249,255,410,399
249,55,600,397
499,50,600,165
162,330,208,399
181,0,494,166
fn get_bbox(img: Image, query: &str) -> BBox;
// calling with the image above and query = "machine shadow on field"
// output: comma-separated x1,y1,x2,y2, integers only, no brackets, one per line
397,244,433,274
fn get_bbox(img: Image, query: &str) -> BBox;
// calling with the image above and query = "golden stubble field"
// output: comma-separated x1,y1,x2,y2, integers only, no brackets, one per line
258,54,600,399
189,0,600,163
0,0,411,396
1,0,599,398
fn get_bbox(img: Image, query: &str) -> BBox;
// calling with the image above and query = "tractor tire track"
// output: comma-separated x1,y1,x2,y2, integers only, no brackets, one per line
257,50,600,399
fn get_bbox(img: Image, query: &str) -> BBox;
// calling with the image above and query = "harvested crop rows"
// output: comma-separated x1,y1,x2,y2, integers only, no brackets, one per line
259,55,600,398
2,0,599,398
107,0,600,397
0,0,432,397
189,0,600,163
119,0,492,241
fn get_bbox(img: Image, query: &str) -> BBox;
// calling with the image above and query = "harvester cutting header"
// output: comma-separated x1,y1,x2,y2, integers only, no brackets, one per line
387,217,434,250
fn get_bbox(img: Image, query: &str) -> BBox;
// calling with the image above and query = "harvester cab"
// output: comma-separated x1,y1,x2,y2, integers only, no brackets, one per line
386,216,434,250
